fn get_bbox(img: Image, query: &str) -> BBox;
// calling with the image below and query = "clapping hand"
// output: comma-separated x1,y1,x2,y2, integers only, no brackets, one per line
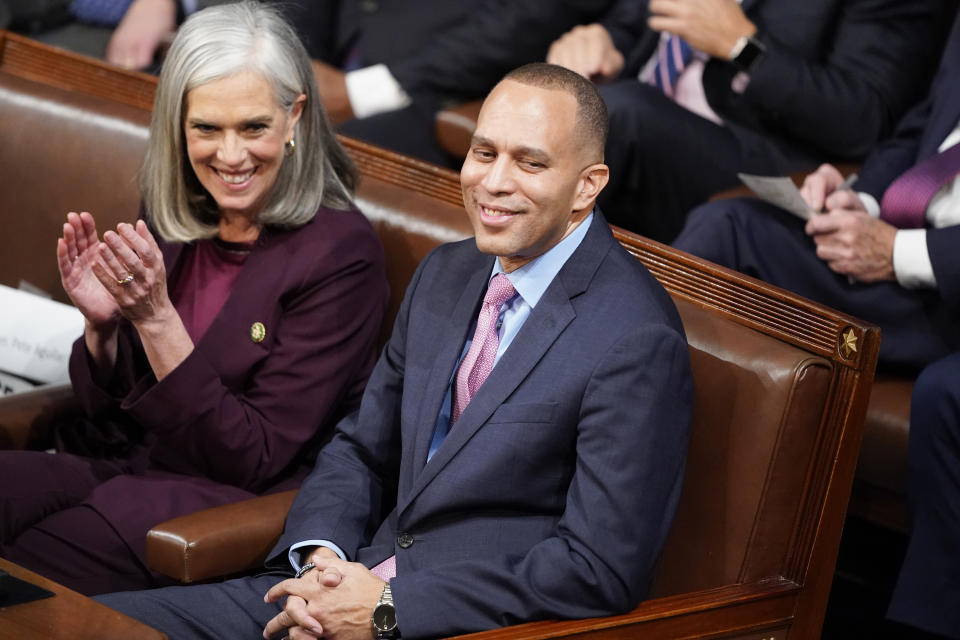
58,211,120,328
95,220,173,330
58,212,175,329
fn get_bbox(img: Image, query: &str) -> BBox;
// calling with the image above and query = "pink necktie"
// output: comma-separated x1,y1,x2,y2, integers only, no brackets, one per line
367,276,515,583
371,554,396,580
880,142,960,229
451,274,516,425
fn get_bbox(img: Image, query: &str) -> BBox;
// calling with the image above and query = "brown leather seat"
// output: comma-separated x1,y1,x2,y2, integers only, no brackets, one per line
710,171,914,534
0,32,885,639
0,69,148,303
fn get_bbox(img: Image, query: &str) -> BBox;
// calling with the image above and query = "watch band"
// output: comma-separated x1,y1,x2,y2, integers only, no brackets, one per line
372,583,400,639
729,34,766,73
295,562,316,579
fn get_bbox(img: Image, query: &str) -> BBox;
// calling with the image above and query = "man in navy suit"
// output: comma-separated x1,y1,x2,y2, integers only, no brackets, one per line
887,353,960,638
97,63,693,639
546,0,948,241
673,10,960,372
281,0,615,167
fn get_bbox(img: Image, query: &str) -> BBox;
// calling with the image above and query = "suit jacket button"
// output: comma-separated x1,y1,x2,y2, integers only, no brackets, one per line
361,0,378,12
397,532,414,549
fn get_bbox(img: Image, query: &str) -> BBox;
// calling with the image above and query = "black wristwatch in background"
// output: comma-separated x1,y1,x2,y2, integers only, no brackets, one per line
729,33,766,73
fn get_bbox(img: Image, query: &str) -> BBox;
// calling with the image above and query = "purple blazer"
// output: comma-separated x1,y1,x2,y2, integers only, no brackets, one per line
61,205,388,560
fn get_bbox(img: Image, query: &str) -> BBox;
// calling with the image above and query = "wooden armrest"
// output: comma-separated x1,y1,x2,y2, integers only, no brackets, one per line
0,382,76,449
146,490,296,583
450,580,800,639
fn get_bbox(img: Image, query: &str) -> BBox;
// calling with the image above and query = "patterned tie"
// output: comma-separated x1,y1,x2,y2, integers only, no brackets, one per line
367,277,515,582
649,33,693,97
370,554,396,580
70,0,134,26
880,142,960,229
451,273,516,425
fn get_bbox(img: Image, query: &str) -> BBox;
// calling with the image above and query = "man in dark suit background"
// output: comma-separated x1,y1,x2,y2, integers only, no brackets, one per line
281,0,617,166
547,0,949,241
673,17,960,635
97,63,693,639
673,10,960,372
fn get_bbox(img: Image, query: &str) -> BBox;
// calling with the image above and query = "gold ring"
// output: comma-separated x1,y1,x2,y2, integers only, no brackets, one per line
117,274,135,285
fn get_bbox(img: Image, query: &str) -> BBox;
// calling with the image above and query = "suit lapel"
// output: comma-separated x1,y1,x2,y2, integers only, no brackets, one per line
920,83,960,160
183,225,291,363
398,214,614,518
409,259,493,474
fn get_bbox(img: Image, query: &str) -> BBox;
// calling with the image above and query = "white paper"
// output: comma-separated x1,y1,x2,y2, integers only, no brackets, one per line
0,369,39,396
0,285,83,383
737,173,816,221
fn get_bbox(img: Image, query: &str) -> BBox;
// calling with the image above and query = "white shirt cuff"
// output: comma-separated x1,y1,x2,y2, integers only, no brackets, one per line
858,192,881,218
892,229,937,289
344,64,412,120
288,540,348,571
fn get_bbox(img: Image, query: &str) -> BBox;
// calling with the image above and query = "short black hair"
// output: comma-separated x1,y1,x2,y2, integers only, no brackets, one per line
502,62,609,162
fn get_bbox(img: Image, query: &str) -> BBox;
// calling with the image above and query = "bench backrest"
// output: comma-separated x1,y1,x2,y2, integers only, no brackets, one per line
0,32,880,640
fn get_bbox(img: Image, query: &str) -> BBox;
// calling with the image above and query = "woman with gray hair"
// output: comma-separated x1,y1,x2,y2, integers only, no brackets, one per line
0,2,388,595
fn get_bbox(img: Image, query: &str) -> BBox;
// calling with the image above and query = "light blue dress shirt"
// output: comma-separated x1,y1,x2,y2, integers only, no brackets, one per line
290,213,594,568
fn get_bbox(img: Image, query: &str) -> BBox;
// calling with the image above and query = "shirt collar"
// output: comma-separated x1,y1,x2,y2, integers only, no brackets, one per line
490,211,594,309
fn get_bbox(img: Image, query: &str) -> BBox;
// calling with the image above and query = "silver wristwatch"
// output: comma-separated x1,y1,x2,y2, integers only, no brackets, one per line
372,583,399,639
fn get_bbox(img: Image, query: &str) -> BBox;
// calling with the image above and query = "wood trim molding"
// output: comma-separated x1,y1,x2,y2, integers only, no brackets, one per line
0,31,156,112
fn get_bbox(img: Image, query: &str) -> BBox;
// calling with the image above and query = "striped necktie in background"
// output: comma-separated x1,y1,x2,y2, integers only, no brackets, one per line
649,33,693,97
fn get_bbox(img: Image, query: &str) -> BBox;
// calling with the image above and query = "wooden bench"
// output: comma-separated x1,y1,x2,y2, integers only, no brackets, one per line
0,33,880,640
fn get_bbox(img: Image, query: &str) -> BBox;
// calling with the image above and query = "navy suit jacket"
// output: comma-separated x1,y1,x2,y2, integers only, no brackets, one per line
854,11,960,309
602,0,948,167
269,213,694,638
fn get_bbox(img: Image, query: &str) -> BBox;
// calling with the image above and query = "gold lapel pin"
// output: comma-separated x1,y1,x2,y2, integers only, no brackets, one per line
250,322,266,343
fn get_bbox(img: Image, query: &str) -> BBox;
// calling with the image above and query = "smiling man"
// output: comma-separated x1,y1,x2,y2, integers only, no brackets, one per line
98,62,693,640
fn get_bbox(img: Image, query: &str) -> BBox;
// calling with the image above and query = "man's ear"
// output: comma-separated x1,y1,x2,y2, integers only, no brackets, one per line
573,163,610,211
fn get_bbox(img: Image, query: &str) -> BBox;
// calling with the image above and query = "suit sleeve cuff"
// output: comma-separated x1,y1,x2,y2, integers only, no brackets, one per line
858,192,881,218
181,0,198,15
288,540,348,571
893,229,937,289
345,64,412,119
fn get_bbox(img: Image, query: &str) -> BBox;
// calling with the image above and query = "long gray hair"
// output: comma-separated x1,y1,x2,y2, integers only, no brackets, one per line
141,1,357,242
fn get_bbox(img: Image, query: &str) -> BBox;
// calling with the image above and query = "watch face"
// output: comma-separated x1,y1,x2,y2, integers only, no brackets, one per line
373,603,397,631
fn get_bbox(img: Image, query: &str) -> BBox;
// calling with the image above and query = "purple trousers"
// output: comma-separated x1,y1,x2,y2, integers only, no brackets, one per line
0,450,174,595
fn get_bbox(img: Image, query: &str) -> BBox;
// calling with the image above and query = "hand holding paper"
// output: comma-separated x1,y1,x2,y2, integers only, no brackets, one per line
737,173,817,220
738,169,860,221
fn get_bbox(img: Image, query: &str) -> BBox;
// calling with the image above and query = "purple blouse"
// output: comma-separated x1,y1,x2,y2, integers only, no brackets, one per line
169,237,253,344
